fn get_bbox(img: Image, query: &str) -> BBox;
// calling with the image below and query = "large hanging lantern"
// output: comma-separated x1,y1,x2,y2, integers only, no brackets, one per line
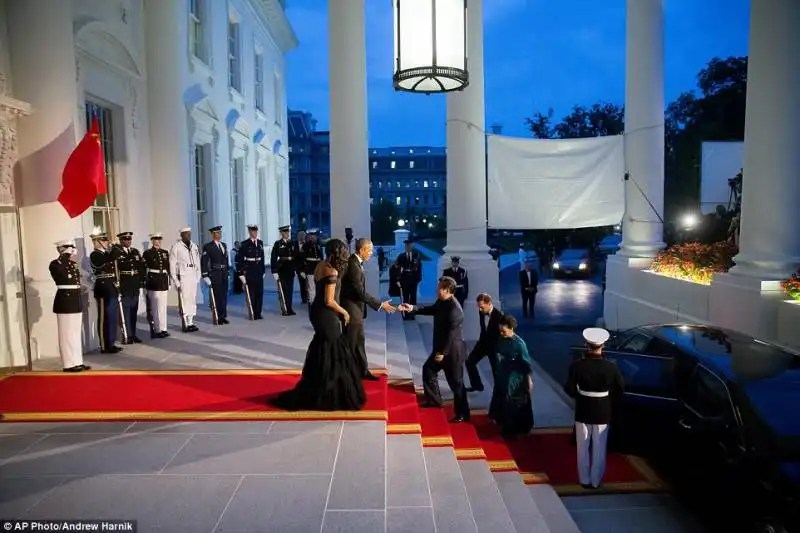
393,0,468,94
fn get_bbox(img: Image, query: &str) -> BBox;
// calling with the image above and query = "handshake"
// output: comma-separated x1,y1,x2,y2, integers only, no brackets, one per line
380,300,397,313
397,303,414,313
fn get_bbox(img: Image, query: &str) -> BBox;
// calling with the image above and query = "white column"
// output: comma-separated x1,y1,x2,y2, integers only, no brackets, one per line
144,0,191,237
442,0,497,341
619,0,665,259
328,0,378,296
7,0,83,361
729,0,800,279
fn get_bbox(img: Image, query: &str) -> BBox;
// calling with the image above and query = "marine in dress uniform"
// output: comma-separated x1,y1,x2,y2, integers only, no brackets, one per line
442,256,469,307
114,231,144,344
300,229,323,304
395,239,422,320
235,224,266,319
563,328,625,489
294,230,309,303
169,228,202,332
143,233,171,338
49,240,91,372
89,232,124,353
201,225,230,324
270,225,296,316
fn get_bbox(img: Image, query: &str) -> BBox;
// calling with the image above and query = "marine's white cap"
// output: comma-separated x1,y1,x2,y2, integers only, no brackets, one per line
582,327,610,346
55,239,76,248
149,232,163,239
179,227,191,233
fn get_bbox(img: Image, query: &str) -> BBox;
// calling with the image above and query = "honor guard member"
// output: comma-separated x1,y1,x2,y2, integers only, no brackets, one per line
270,224,296,316
236,224,266,319
396,239,422,320
50,240,91,372
442,256,469,306
301,229,323,303
201,225,230,324
115,231,144,343
295,230,309,303
89,232,124,353
169,227,202,332
563,328,625,489
143,233,171,337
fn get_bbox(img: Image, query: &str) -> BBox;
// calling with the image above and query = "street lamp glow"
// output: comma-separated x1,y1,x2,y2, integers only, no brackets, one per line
397,219,406,227
392,0,468,93
682,214,698,229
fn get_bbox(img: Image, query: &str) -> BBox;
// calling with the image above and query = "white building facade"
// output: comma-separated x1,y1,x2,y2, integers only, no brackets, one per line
0,0,296,370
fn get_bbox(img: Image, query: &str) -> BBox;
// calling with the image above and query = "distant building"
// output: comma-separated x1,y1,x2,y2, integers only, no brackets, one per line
288,111,447,235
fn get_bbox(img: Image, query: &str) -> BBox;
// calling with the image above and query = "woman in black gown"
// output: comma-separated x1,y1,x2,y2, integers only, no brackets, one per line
270,239,367,411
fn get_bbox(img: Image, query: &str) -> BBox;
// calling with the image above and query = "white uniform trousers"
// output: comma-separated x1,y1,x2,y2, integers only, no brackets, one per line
178,275,198,325
56,313,83,369
149,290,168,332
575,421,609,487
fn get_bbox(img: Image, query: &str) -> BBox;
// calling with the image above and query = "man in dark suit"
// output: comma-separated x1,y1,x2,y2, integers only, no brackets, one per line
399,276,470,423
200,225,230,325
519,259,539,318
465,293,503,393
340,238,395,381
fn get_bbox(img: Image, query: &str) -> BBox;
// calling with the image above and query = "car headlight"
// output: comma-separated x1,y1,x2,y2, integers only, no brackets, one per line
552,262,559,269
579,263,587,270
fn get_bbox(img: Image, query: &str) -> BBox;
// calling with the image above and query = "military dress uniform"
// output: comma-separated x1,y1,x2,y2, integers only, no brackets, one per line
169,228,202,331
115,231,144,344
236,224,266,319
396,241,422,320
442,256,469,307
270,225,296,316
89,233,124,353
49,240,90,371
143,233,171,337
301,229,323,304
201,226,230,324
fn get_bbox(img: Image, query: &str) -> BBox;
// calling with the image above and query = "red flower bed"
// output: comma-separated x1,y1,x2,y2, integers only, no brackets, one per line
650,241,737,285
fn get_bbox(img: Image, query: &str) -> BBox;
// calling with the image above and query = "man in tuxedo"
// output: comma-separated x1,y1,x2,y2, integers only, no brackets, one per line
399,276,470,423
340,238,395,381
519,259,539,318
465,293,503,393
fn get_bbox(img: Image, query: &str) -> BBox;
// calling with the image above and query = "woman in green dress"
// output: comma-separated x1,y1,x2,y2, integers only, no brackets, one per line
489,313,534,438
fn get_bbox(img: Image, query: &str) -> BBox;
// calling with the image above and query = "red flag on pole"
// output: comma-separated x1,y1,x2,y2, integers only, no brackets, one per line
57,118,106,218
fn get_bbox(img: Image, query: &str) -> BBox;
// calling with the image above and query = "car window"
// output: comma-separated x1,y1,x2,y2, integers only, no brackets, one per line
684,366,735,420
618,333,651,353
647,338,680,357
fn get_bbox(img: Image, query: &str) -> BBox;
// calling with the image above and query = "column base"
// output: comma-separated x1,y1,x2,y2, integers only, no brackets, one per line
618,238,665,260
709,272,784,342
439,251,498,342
728,251,800,281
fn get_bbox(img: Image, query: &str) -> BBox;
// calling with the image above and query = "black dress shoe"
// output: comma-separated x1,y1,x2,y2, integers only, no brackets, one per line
450,416,469,423
287,310,296,316
80,364,92,370
580,483,593,490
63,366,83,372
159,331,170,338
363,372,380,381
101,346,122,354
255,315,263,320
419,402,442,409
188,325,199,332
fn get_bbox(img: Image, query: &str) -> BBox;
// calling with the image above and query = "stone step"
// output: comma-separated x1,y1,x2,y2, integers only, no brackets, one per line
494,471,553,533
459,460,519,533
425,446,480,533
527,485,582,533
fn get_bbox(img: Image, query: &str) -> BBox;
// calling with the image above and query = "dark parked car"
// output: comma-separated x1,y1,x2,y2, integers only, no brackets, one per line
572,324,800,532
552,248,592,278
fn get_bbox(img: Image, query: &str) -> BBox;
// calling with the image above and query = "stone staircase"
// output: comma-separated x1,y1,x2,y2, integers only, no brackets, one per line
384,313,583,533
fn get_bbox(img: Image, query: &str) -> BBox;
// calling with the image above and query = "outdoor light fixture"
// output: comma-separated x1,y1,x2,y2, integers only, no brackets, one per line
682,214,698,229
392,0,468,93
397,219,406,227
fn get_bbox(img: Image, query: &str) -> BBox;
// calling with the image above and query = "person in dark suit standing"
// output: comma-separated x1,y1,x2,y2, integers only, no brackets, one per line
465,293,503,392
519,259,539,318
399,276,470,423
442,256,469,307
201,225,230,324
50,239,91,372
396,239,422,320
340,238,395,381
236,224,266,319
388,262,402,299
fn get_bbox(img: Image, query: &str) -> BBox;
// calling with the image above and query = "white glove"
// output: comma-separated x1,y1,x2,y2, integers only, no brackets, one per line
203,277,211,286
173,280,181,289
300,272,306,279
238,275,246,283
272,273,279,280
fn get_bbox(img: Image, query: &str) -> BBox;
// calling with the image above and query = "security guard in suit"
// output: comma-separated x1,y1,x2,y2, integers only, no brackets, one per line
115,231,144,344
300,229,324,304
201,225,230,324
50,239,91,372
236,224,266,319
270,224,296,316
442,256,469,307
143,233,171,338
396,239,422,320
89,232,124,353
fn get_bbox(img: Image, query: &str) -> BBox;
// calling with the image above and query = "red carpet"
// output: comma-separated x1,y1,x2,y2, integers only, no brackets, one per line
387,380,421,434
0,370,387,422
472,415,665,495
418,397,453,446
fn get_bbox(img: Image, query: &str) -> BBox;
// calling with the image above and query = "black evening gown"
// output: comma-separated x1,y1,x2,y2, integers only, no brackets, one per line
270,273,366,411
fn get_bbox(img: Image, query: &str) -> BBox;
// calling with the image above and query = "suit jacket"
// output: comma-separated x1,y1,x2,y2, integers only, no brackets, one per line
519,269,539,293
340,254,381,322
412,298,465,359
477,306,503,353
